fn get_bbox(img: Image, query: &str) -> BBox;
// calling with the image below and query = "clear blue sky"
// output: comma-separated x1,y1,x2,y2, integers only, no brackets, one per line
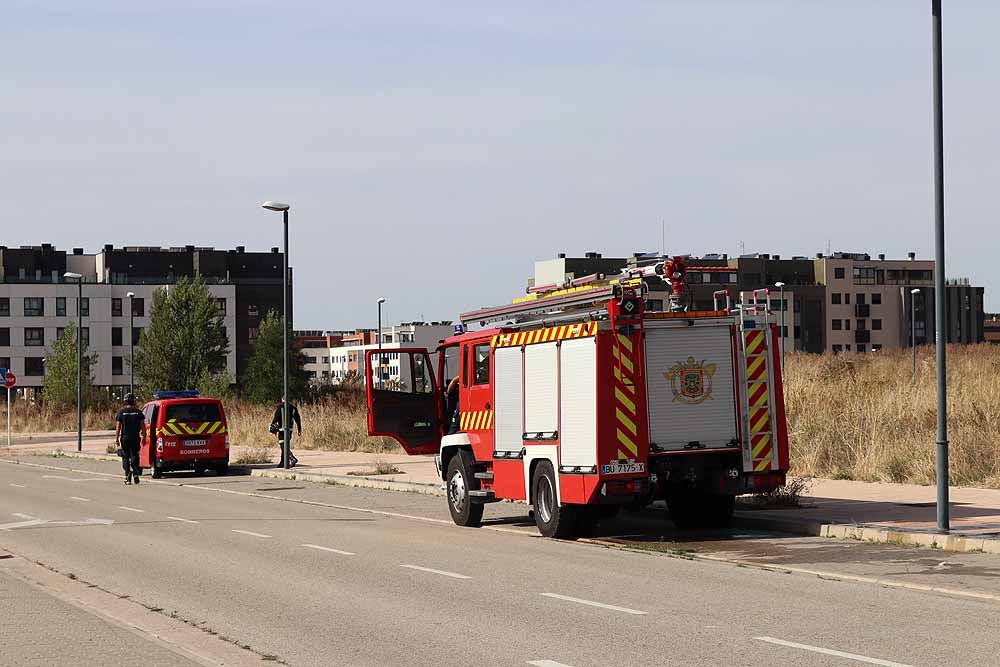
3,1,999,327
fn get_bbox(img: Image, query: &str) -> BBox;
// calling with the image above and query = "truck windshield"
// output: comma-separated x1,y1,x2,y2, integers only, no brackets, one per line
165,403,222,423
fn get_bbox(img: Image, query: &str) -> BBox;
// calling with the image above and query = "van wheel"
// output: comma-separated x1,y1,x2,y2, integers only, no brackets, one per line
194,467,205,475
151,467,163,479
446,450,484,527
532,461,577,539
215,464,228,476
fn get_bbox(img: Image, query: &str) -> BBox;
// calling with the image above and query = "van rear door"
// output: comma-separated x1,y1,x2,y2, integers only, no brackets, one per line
163,401,226,457
643,322,739,452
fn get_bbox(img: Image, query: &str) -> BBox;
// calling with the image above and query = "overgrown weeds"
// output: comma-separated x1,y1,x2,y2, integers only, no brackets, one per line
233,447,274,465
739,476,814,509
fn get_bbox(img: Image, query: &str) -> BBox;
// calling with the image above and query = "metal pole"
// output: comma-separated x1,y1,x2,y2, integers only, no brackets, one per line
129,295,134,395
779,286,786,369
6,387,10,452
911,292,917,381
377,301,382,387
76,279,82,452
932,0,949,532
282,209,290,470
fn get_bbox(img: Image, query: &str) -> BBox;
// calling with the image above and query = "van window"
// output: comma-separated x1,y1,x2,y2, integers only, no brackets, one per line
165,403,222,423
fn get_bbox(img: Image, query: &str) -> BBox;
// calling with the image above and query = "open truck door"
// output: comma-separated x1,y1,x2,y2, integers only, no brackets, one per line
365,348,440,455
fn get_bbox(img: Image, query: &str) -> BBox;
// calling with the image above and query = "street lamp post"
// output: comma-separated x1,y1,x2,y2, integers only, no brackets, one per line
931,0,949,532
63,272,83,452
127,291,135,396
774,282,786,370
262,201,291,470
377,298,385,387
910,288,921,381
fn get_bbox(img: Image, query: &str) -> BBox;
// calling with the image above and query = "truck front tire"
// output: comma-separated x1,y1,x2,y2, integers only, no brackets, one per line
446,450,484,527
531,461,577,539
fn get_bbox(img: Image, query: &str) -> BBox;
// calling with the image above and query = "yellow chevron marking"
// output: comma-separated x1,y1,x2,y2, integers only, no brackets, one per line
208,422,221,434
618,352,634,373
219,425,227,434
617,429,638,457
617,449,632,461
752,435,771,457
616,407,637,435
746,355,766,377
614,387,636,414
613,366,636,392
617,334,633,353
460,413,467,430
754,457,772,472
486,411,493,429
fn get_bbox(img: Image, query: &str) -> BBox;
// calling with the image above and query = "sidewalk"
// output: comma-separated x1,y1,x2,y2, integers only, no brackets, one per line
6,432,1000,553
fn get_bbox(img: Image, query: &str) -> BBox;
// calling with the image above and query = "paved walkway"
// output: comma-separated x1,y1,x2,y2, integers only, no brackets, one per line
6,431,1000,551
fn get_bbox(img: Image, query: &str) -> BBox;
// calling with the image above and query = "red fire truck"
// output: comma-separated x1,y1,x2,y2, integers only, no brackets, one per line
366,257,789,538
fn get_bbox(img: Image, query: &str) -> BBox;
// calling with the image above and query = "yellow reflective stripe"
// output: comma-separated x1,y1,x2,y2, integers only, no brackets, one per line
206,422,220,434
194,422,209,435
614,387,636,414
618,352,634,373
617,430,638,457
754,457,771,472
752,435,771,457
615,407,637,436
616,334,633,354
617,449,632,461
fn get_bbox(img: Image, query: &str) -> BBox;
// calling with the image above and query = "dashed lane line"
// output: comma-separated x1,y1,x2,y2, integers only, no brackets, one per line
528,662,575,667
400,564,471,580
69,496,91,502
301,544,355,556
754,637,913,666
540,593,647,616
167,516,200,524
9,483,25,488
12,513,36,520
231,529,271,539
117,506,146,513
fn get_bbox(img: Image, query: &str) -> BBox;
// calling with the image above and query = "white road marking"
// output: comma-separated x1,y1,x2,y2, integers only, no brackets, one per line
167,516,199,524
9,483,26,488
231,529,271,538
43,475,107,482
528,661,576,667
0,519,48,530
400,564,471,580
754,637,914,667
540,593,647,616
12,513,36,520
117,506,145,513
43,474,75,480
301,543,355,556
69,496,91,502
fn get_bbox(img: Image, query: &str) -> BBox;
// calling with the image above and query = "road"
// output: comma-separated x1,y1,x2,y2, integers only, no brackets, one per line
1,457,997,667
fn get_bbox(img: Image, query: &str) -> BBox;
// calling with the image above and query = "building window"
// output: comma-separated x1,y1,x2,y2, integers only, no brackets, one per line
0,298,8,317
56,327,64,340
0,356,9,370
844,293,851,305
132,328,142,346
873,319,883,331
112,356,124,376
832,319,842,330
248,304,259,317
77,297,89,317
81,327,89,347
56,297,67,317
794,325,801,339
856,293,866,305
112,298,122,317
743,273,761,286
0,328,9,346
249,327,259,342
853,267,876,285
872,344,883,351
112,327,123,346
831,293,841,305
25,357,44,376
781,325,789,338
131,298,145,317
216,298,227,316
834,267,845,279
857,344,866,353
872,293,882,305
24,297,44,317
24,328,44,346
832,344,843,353
856,320,866,331
845,319,851,331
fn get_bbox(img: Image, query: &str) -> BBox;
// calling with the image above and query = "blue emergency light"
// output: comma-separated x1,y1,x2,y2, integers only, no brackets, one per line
152,390,201,400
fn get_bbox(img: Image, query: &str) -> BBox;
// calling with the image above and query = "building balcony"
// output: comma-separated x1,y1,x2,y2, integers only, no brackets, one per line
854,304,871,318
854,329,871,344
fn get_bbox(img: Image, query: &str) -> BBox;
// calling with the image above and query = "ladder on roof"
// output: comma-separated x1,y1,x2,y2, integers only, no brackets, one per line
739,290,777,474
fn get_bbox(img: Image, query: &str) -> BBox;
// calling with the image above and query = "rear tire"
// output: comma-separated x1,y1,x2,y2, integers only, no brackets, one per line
150,466,163,480
446,450,484,527
194,467,205,475
531,461,577,539
215,464,228,476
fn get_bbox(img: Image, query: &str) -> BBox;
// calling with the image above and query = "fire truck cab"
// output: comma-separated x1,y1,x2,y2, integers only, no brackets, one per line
366,259,789,538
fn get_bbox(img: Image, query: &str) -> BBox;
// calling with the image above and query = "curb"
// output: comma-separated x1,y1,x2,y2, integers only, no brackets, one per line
249,468,444,496
733,511,1000,555
3,450,120,463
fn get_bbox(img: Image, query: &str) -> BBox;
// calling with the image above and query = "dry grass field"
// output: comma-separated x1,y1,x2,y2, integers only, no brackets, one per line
7,345,999,487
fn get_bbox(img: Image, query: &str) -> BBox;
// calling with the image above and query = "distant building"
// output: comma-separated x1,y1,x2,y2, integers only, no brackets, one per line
530,251,985,354
0,244,287,394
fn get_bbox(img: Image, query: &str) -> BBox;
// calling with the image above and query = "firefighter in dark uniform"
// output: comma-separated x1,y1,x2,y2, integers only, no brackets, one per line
115,394,146,485
270,400,301,468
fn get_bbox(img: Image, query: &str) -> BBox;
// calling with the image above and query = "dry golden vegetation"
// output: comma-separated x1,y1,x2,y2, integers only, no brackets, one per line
784,345,1000,488
7,346,1000,487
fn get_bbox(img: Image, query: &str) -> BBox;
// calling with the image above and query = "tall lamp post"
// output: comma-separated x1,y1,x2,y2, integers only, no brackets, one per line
910,288,921,381
63,272,83,452
262,201,292,470
931,0,949,532
127,291,135,396
377,297,385,387
774,282,786,370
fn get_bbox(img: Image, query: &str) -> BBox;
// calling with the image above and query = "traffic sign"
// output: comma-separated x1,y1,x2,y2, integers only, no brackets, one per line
3,370,15,389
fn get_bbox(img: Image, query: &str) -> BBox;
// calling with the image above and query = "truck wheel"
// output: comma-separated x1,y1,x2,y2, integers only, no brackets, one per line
531,461,577,539
215,464,228,476
150,466,163,480
704,493,736,528
446,450,484,527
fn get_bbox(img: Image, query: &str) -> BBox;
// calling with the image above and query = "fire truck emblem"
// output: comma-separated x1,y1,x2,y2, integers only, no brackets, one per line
664,357,716,404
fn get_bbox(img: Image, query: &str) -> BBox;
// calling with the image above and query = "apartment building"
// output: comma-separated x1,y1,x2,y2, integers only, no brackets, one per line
301,323,454,386
0,244,287,392
530,251,984,354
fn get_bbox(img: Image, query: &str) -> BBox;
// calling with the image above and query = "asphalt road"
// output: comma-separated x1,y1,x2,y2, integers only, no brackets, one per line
1,457,998,667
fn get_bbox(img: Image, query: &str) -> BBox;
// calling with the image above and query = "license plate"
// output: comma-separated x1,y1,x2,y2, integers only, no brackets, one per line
601,462,646,475
183,439,207,448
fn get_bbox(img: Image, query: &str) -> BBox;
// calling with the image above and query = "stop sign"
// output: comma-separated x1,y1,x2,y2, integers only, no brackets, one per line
3,370,15,389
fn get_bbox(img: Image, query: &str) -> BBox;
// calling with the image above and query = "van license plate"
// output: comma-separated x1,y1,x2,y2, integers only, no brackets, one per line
601,462,645,475
184,439,207,448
